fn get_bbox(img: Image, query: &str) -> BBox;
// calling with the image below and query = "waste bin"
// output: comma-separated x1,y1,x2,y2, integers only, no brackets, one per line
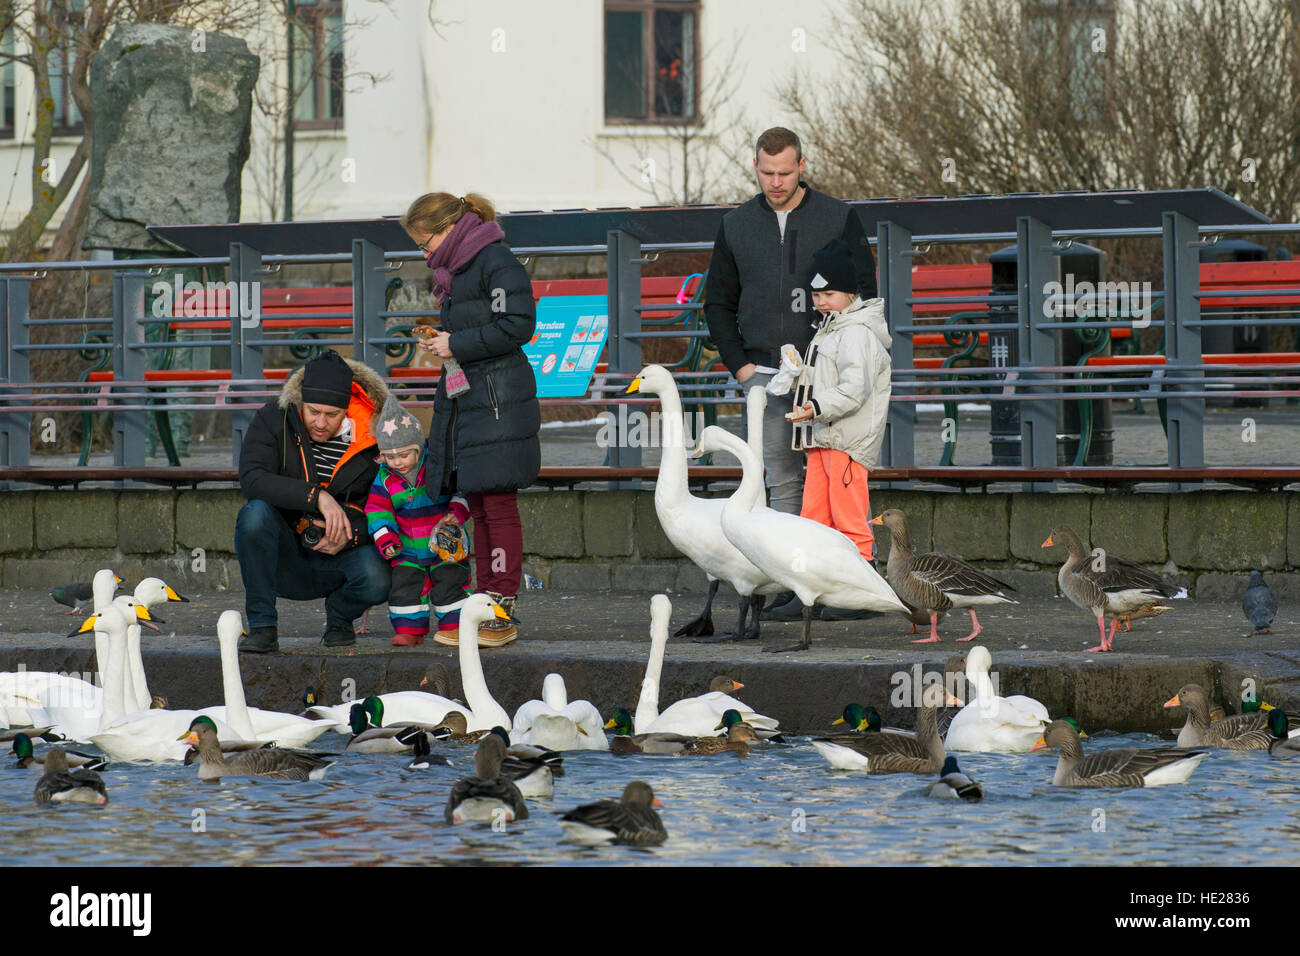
986,243,1114,466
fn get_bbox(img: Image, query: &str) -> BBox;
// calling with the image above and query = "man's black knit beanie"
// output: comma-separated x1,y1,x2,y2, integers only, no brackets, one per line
301,349,353,408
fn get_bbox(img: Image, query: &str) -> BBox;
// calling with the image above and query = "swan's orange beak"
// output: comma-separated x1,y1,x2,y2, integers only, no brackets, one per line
1163,694,1181,708
1030,736,1046,751
1041,535,1055,548
625,378,642,394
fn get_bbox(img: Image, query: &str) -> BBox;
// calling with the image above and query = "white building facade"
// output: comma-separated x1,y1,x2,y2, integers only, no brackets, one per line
0,0,846,242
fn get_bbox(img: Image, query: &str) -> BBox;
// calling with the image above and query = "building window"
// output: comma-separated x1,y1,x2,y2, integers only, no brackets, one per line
50,0,86,135
1,28,15,139
291,0,344,129
1021,0,1115,120
605,0,698,124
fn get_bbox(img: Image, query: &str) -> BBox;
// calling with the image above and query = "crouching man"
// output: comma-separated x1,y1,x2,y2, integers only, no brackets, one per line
235,349,392,652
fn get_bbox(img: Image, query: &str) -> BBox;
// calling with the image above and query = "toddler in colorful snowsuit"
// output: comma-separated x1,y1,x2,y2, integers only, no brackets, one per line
365,395,471,645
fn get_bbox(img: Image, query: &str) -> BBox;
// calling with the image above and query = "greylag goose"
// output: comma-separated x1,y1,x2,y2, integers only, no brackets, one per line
1032,719,1205,787
559,780,668,846
1268,710,1300,758
484,727,555,797
1242,571,1278,635
928,756,983,801
810,686,961,773
12,734,108,772
1163,684,1300,750
871,509,1017,643
444,734,529,824
937,655,965,737
1042,524,1181,652
34,749,109,805
179,716,335,781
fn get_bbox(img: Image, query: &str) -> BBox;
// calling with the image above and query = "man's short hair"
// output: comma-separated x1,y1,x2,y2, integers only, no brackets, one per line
755,127,802,162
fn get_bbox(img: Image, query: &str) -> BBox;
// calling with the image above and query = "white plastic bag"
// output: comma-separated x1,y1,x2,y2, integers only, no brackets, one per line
765,344,804,396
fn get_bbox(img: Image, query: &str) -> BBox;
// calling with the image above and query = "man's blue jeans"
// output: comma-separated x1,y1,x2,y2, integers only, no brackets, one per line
234,499,391,631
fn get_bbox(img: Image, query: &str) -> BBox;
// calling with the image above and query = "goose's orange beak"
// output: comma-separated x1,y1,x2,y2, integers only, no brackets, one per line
1030,736,1046,751
177,731,199,745
731,681,744,692
1163,694,1181,708
869,516,883,526
653,798,665,808
1041,535,1054,548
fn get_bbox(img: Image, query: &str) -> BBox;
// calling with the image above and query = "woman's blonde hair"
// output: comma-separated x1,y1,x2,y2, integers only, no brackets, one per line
401,192,496,239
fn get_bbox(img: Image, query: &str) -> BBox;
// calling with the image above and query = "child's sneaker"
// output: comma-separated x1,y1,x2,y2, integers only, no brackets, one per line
477,592,518,647
392,632,425,647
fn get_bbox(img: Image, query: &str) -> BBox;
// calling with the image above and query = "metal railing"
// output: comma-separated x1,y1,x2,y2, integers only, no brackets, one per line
1,212,1299,490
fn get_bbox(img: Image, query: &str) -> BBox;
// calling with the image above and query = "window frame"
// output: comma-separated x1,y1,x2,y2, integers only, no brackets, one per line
604,0,701,127
291,0,345,132
49,1,87,137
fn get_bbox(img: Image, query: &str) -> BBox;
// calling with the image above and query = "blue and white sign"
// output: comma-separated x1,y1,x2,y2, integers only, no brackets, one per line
523,295,609,397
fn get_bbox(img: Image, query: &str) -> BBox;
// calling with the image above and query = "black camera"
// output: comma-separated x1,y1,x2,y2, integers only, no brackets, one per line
295,517,323,547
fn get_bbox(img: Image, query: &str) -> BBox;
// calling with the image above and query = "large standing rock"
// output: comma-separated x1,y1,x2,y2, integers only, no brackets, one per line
84,24,259,251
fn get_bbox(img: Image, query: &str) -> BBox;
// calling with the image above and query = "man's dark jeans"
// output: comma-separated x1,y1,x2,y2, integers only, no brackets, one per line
235,499,391,631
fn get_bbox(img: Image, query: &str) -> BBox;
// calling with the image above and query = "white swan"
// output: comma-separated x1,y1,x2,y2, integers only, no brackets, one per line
701,424,908,652
944,645,1050,753
121,577,190,712
628,368,782,642
0,569,120,728
196,611,333,748
17,594,154,741
512,674,609,751
304,595,512,732
633,594,781,737
88,605,242,762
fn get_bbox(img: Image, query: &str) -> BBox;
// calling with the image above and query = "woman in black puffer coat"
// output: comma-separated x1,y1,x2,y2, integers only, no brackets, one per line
404,192,540,644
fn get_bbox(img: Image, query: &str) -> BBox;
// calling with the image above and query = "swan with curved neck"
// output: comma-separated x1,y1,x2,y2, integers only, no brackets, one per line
634,594,671,732
944,645,1049,753
88,606,243,762
300,594,511,733
627,366,780,643
512,673,608,751
121,577,190,713
701,424,908,652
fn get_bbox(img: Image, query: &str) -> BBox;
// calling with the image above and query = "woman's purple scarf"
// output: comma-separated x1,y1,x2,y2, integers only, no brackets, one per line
425,211,506,301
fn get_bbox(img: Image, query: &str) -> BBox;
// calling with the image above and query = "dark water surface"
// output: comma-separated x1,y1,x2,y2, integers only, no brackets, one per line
5,733,1297,866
